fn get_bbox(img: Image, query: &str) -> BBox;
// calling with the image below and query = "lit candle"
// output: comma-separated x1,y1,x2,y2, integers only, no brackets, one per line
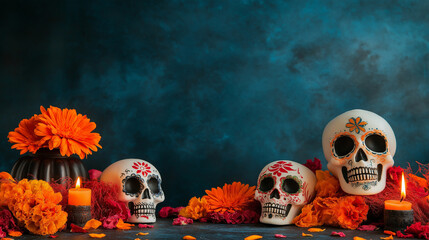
384,172,414,231
68,177,91,206
384,173,412,210
67,177,92,227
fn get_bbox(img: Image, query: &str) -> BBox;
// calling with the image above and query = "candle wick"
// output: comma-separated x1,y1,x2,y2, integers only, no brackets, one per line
400,196,404,202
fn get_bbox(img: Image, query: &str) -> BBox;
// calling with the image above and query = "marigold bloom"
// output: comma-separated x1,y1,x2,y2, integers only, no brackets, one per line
315,170,343,198
25,202,67,235
179,197,209,220
35,106,102,159
3,179,67,235
8,115,44,154
204,182,256,213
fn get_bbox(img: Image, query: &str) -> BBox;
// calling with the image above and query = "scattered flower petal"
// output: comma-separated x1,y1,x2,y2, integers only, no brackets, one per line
357,225,378,231
353,237,366,240
331,231,346,237
159,207,184,218
173,216,193,226
83,219,102,230
116,219,134,230
135,238,141,240
138,224,154,228
380,236,393,240
383,230,396,236
244,235,263,240
275,234,286,238
89,233,106,238
396,231,413,238
70,224,88,233
1,238,13,240
88,169,102,180
48,236,58,238
308,228,325,232
183,235,196,240
136,232,149,236
7,231,21,237
302,233,313,237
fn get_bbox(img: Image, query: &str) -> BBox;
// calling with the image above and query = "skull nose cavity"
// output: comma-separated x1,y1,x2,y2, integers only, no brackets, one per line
270,189,280,199
142,189,151,199
355,148,368,162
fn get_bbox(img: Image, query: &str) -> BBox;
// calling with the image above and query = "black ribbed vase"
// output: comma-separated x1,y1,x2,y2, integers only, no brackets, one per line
11,148,88,183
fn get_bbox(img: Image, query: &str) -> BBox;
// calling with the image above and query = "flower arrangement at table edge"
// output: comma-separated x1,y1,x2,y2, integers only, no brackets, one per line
0,172,67,235
8,105,102,159
0,169,132,236
161,158,429,233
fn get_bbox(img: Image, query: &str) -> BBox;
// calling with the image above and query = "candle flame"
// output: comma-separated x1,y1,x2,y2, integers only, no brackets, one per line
76,177,81,189
400,172,406,202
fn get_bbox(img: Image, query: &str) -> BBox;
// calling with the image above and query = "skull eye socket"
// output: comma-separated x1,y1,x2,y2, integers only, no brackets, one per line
282,178,300,194
334,135,355,157
124,176,142,195
259,176,274,192
148,177,160,194
365,134,387,153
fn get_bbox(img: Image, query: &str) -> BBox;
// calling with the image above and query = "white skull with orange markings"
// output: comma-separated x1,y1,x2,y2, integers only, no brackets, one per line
255,160,316,225
322,109,396,195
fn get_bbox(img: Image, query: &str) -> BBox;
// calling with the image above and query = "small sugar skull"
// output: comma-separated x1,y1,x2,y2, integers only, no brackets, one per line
322,109,396,195
255,160,316,225
100,159,165,223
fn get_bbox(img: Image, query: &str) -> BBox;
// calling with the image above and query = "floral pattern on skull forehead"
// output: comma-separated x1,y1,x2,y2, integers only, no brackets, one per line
346,117,367,134
132,161,152,177
268,161,296,177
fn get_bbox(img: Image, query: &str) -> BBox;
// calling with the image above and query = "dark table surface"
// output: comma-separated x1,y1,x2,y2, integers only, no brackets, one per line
16,218,419,240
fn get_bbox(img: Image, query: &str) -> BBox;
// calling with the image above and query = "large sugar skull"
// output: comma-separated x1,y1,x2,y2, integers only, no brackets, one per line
322,109,396,195
100,159,165,223
255,160,316,225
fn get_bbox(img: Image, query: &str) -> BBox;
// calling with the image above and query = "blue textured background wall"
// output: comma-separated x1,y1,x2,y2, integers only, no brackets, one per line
1,0,428,206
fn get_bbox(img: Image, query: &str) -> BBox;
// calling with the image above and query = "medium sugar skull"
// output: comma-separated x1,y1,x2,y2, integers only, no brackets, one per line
255,160,316,225
100,159,165,223
322,109,396,195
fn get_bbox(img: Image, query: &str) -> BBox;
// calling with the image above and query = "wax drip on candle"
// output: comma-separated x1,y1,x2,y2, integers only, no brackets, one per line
400,172,406,202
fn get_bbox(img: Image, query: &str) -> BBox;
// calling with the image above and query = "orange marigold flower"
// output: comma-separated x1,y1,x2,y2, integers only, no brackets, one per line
35,106,102,159
0,172,16,207
7,115,44,154
179,197,209,220
204,182,256,213
335,196,368,230
315,170,343,198
25,202,68,235
5,179,67,235
293,203,321,227
294,196,368,230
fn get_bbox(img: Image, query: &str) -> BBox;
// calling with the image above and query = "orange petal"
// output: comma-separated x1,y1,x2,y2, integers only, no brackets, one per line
380,236,393,240
8,230,23,237
302,233,313,237
136,232,149,236
308,228,325,232
89,233,106,238
83,219,102,230
116,219,134,230
245,235,263,240
183,236,197,240
353,237,367,240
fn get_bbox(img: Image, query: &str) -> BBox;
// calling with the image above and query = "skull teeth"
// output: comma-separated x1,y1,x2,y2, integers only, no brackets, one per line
129,202,156,218
262,203,292,218
344,166,379,183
